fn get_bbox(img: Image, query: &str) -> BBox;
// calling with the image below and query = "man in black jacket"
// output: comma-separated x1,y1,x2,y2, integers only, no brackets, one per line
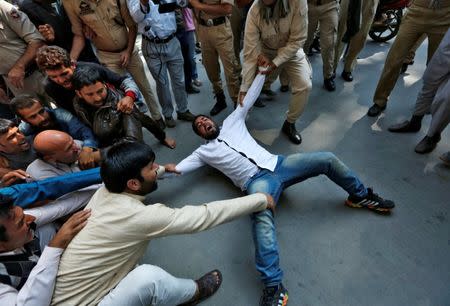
72,65,176,149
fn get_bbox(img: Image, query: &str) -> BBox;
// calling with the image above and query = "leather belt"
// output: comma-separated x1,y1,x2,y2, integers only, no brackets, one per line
307,0,336,5
199,16,226,27
143,33,176,44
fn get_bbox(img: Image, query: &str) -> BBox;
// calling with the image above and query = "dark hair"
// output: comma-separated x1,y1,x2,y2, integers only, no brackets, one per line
72,65,104,91
0,119,15,136
192,114,211,136
101,141,155,193
36,45,72,71
10,94,41,115
0,197,14,242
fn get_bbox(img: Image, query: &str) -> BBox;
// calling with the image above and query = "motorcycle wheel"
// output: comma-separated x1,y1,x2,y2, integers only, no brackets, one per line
369,9,402,42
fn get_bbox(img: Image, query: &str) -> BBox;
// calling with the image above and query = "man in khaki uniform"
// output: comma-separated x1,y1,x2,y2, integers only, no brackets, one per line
190,0,242,116
63,0,164,125
367,0,450,116
304,0,339,91
334,0,379,82
241,0,311,145
0,0,46,99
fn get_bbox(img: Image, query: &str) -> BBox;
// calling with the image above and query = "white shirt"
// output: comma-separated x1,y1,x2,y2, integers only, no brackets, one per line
0,247,63,306
176,74,278,189
127,0,176,39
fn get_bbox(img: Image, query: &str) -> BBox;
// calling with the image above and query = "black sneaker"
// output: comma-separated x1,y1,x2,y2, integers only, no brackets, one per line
260,283,289,306
346,188,395,213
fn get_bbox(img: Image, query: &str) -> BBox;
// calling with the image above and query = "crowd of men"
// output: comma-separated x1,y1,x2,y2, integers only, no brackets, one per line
0,0,449,304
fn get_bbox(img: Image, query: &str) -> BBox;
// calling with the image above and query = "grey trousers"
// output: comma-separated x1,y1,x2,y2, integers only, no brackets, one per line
99,265,196,306
413,29,450,137
142,38,189,118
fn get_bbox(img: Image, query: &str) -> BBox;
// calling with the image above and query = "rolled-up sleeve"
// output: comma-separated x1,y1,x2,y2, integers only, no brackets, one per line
62,0,84,36
126,0,148,23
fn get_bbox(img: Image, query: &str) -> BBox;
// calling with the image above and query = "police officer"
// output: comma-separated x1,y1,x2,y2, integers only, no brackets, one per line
304,0,339,91
367,0,450,116
190,0,242,115
241,0,311,147
0,0,47,99
62,0,164,126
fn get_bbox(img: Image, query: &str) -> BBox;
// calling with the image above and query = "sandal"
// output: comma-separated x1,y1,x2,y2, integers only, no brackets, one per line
179,269,223,306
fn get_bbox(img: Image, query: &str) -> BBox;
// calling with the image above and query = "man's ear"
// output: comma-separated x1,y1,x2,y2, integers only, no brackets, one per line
75,90,82,98
126,178,141,192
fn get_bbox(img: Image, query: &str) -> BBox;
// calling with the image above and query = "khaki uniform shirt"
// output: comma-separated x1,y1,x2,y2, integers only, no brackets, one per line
0,0,44,75
52,187,268,305
198,0,234,20
241,0,308,91
62,0,135,51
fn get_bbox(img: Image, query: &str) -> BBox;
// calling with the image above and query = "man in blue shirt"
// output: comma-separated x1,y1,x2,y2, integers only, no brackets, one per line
11,95,99,170
127,0,196,127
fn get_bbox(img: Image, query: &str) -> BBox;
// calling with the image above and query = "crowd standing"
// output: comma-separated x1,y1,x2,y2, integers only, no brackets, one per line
0,0,448,304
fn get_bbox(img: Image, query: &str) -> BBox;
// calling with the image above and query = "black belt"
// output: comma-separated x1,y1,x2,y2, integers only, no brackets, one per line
143,33,175,44
199,16,226,27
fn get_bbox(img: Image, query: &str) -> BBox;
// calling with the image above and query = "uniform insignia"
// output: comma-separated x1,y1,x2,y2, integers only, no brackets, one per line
79,1,95,15
9,8,20,20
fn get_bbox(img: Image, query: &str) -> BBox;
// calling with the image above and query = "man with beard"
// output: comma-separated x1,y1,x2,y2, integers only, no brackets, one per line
165,74,395,306
52,140,275,305
0,119,36,187
36,46,145,116
11,95,99,169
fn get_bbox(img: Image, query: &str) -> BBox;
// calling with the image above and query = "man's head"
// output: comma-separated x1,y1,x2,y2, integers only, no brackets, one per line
11,95,54,129
36,46,76,89
192,115,220,140
33,130,81,164
101,141,159,195
0,119,30,154
0,198,36,252
72,66,107,108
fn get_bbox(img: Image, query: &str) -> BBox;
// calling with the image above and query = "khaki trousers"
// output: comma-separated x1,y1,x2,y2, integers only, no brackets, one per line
373,3,450,106
264,52,312,123
96,48,162,120
304,0,339,79
334,0,379,72
405,34,426,63
197,20,241,102
230,6,244,61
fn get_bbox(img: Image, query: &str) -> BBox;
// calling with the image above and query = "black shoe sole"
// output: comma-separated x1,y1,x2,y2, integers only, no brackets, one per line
345,200,392,213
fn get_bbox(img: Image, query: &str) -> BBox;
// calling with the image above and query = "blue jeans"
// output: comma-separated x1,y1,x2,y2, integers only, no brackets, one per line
245,152,367,286
177,30,198,88
1,168,101,208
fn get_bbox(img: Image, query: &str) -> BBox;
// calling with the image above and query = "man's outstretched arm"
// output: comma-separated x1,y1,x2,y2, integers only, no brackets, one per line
165,151,206,176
